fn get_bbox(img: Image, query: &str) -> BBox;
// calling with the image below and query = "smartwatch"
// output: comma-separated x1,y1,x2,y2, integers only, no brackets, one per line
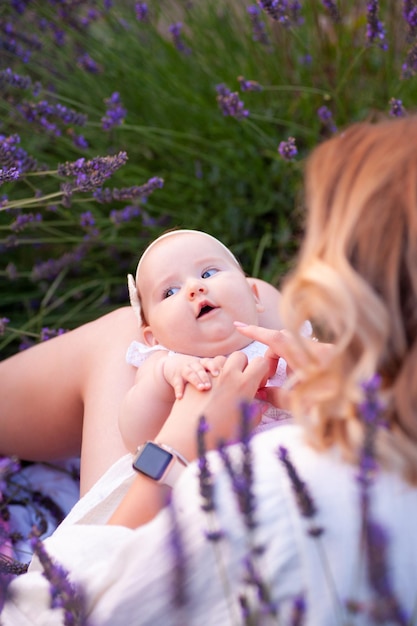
132,441,189,487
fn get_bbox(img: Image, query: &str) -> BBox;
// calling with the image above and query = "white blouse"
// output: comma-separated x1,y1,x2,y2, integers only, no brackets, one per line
4,423,417,625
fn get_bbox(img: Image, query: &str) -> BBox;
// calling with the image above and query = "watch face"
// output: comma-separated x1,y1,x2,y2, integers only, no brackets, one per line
133,442,173,480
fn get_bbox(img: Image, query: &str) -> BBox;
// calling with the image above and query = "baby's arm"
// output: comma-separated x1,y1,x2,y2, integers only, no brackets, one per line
119,351,226,452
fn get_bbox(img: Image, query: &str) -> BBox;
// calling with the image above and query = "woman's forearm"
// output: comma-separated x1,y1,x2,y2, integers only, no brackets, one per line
107,471,170,528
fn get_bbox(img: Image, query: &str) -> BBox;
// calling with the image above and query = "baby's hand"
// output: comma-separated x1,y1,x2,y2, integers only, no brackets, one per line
163,354,227,400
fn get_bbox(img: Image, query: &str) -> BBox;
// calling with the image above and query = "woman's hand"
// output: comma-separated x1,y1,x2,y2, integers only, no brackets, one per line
234,323,334,373
234,323,335,411
234,324,302,372
156,350,270,460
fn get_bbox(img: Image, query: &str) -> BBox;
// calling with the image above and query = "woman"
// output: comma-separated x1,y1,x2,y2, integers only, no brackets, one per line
3,115,417,625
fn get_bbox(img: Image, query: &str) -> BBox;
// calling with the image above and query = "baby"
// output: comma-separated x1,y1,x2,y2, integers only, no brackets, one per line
120,229,293,451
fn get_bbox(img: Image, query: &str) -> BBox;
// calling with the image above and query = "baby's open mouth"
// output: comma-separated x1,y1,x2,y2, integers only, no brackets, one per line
197,305,215,318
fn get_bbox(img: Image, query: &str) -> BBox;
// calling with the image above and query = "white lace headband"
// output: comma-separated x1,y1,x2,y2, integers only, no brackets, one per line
127,229,241,325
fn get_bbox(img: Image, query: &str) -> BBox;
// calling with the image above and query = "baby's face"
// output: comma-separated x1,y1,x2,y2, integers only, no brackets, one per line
137,232,262,357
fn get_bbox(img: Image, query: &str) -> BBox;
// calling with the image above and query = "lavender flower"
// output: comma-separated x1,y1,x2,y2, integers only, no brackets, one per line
168,22,191,55
6,263,18,280
0,167,20,185
0,455,26,607
322,0,341,23
30,534,88,625
362,517,408,624
355,376,408,624
101,92,127,131
247,5,270,45
0,20,40,63
77,53,100,74
135,2,149,21
290,594,307,626
317,105,337,134
0,67,32,90
0,555,28,576
358,374,385,424
258,0,302,27
31,243,89,281
51,26,66,47
93,176,164,203
57,152,128,194
389,98,406,117
0,134,38,173
402,42,417,78
109,204,141,224
10,1,27,14
0,134,21,167
403,0,417,38
80,212,99,240
19,337,34,351
216,84,249,120
356,375,385,488
167,494,188,609
240,554,278,619
278,446,323,537
71,133,89,149
40,328,67,341
0,318,10,335
197,416,223,541
79,211,95,228
278,446,316,518
238,76,263,92
0,456,20,494
10,212,42,232
217,403,259,533
79,8,101,28
278,136,297,160
366,0,388,50
197,416,215,513
17,101,88,134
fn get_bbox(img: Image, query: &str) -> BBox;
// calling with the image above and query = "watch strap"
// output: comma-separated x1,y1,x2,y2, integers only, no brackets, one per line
156,443,189,487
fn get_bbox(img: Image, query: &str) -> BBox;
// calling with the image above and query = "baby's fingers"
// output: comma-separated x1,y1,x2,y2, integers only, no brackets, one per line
181,364,212,394
199,355,227,377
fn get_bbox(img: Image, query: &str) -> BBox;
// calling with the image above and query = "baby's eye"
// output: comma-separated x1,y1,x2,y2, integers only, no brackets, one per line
201,268,219,279
163,286,180,298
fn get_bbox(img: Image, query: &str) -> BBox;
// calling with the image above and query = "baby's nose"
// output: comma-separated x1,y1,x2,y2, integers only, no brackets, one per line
187,279,207,299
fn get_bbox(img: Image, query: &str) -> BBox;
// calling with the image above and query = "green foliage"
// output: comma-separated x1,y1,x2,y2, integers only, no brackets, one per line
1,0,416,356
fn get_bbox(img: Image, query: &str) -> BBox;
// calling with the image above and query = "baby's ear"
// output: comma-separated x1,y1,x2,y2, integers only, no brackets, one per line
249,281,265,313
142,326,159,347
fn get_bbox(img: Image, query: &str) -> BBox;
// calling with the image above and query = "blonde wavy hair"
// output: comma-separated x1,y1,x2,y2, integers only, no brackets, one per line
281,116,417,483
